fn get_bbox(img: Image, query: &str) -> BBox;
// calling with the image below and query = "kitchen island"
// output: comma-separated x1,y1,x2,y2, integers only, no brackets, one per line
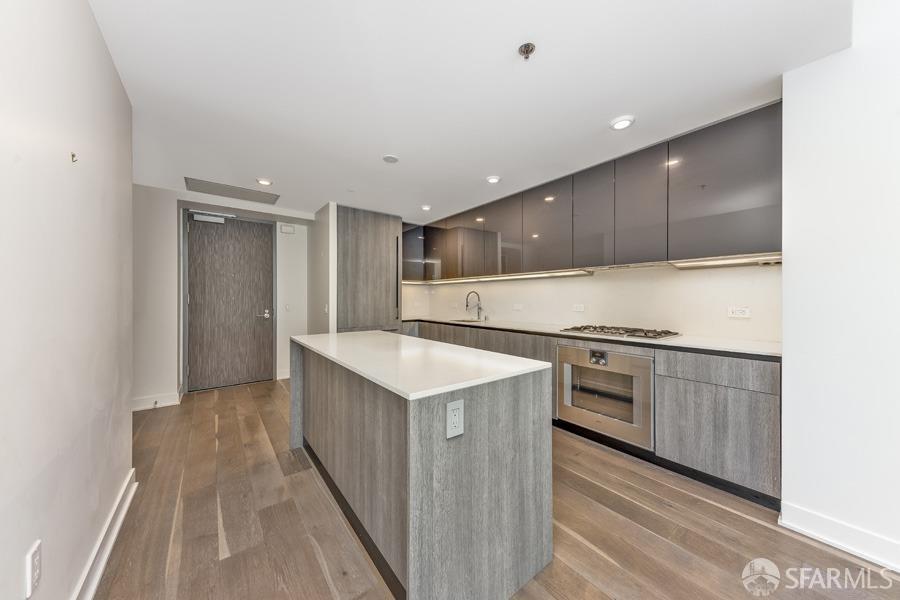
289,330,553,600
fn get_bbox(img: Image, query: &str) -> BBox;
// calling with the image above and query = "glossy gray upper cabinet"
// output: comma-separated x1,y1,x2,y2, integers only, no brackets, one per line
444,209,485,278
402,224,424,281
480,194,523,275
523,177,573,272
423,222,445,280
614,143,668,264
668,103,782,260
573,162,615,268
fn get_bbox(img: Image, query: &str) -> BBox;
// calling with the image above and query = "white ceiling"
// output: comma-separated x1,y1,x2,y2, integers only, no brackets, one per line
89,0,851,223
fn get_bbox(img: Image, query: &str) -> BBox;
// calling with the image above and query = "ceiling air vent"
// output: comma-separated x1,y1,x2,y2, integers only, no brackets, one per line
184,177,280,204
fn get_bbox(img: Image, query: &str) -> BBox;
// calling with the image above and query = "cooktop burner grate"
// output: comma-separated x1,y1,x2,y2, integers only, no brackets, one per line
560,325,680,339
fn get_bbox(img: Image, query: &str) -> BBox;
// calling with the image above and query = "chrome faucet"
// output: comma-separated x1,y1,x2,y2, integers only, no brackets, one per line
465,290,483,321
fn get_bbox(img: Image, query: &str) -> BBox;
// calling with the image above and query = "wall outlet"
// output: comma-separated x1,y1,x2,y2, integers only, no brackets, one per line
728,306,752,319
512,303,524,311
572,304,585,312
446,399,464,439
25,539,41,598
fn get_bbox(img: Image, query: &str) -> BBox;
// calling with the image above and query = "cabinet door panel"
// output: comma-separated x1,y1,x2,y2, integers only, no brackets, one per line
614,144,668,264
655,375,781,497
423,223,445,280
573,162,615,267
480,194,523,275
523,177,573,272
445,210,485,277
668,103,782,260
402,225,424,281
337,206,401,331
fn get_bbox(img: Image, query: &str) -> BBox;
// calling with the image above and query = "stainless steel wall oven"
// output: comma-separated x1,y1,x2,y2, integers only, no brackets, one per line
557,345,654,450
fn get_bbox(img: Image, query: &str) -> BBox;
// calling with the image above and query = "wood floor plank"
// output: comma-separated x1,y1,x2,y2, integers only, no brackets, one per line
239,410,291,509
551,523,670,600
555,480,740,600
215,404,264,557
285,467,389,599
219,544,290,600
258,498,337,600
532,558,613,599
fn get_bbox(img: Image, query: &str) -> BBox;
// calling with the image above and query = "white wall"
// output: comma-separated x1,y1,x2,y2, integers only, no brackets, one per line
781,0,900,570
405,264,782,341
133,185,180,408
276,224,309,378
132,184,309,401
0,0,134,598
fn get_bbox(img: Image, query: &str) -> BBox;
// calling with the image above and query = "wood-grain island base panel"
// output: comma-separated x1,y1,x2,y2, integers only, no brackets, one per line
293,344,553,600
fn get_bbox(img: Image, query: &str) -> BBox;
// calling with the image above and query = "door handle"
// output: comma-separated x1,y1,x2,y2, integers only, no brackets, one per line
256,309,271,320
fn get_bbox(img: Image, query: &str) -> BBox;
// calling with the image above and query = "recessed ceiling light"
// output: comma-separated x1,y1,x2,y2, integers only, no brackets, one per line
256,178,272,186
544,196,555,202
486,175,501,184
475,217,485,223
609,115,635,130
383,155,399,164
531,233,540,238
666,159,681,166
421,205,431,211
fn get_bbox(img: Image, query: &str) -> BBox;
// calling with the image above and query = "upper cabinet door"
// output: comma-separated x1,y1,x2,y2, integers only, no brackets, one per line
614,143,668,264
480,194,523,275
423,222,445,280
401,224,424,281
668,103,782,260
573,162,615,268
444,209,485,277
523,177,573,272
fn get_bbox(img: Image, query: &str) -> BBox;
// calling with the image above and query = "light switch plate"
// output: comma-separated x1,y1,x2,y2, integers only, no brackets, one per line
25,539,41,598
572,304,585,312
446,399,464,439
728,306,752,319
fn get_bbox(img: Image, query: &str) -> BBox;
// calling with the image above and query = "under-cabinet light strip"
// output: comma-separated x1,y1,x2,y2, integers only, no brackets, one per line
402,268,594,285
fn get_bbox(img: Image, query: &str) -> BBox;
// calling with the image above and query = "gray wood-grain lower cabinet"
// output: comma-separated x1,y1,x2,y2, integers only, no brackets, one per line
655,375,781,497
292,343,552,599
337,205,402,331
410,321,783,500
656,349,780,395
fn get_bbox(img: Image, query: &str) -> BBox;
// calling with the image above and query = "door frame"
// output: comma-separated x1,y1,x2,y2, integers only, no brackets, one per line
180,208,278,391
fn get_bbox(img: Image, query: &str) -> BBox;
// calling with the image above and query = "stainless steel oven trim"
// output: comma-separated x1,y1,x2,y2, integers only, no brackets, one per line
556,344,654,450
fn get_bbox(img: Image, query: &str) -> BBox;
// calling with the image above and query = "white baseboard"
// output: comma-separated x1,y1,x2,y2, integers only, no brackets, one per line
71,469,138,600
277,369,290,380
780,501,900,572
132,392,181,411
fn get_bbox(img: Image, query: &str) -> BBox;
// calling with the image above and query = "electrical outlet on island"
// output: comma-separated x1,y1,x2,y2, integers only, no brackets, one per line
728,306,752,319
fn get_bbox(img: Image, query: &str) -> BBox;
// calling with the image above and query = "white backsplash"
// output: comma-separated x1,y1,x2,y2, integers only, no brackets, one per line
403,264,782,341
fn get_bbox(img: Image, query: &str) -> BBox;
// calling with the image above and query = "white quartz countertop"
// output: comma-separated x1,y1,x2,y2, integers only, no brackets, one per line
413,318,782,358
291,330,551,400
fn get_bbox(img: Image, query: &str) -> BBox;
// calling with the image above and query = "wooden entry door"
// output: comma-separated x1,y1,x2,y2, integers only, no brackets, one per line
187,216,274,390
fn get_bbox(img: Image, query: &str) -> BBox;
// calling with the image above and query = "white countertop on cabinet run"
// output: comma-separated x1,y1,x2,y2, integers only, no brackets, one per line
291,330,551,400
412,318,783,358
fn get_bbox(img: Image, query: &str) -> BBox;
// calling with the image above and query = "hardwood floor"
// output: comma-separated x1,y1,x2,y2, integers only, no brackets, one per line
98,381,898,600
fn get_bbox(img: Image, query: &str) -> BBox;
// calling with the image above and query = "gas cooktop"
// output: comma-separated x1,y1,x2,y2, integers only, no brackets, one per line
560,325,680,340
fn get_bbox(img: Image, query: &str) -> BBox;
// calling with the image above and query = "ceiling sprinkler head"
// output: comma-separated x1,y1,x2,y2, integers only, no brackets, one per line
518,42,535,60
